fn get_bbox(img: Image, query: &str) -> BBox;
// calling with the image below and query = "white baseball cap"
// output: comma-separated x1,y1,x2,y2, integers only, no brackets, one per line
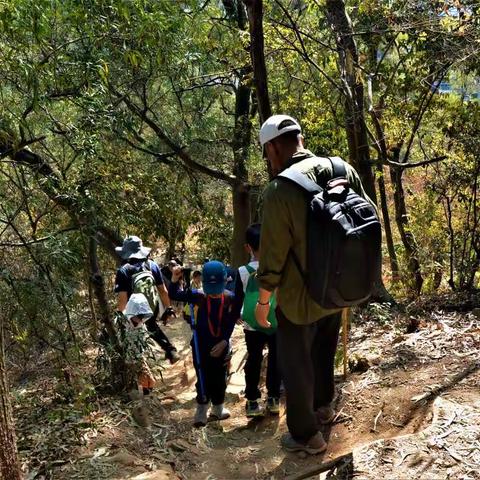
259,114,301,146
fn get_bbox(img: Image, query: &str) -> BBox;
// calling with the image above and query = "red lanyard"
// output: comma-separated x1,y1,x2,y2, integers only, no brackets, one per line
207,295,225,338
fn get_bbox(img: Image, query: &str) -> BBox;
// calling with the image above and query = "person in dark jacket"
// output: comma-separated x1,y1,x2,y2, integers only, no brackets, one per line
169,261,240,427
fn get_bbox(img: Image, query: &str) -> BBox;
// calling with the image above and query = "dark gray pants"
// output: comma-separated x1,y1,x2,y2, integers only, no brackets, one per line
244,329,281,401
276,308,341,442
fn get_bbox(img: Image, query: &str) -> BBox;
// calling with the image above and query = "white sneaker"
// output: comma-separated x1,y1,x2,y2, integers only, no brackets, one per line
209,403,231,421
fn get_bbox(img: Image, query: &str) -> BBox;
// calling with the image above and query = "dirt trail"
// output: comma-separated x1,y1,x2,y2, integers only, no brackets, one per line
158,313,480,479
13,309,480,479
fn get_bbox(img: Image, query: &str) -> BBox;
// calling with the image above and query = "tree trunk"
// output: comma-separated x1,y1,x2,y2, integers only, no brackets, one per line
326,0,396,304
88,236,118,346
243,0,271,124
0,314,22,480
88,236,129,389
390,163,423,295
444,195,456,291
377,163,400,283
325,0,377,204
164,239,176,264
243,0,273,179
364,39,400,287
87,274,99,342
231,63,253,267
231,184,251,267
227,3,253,266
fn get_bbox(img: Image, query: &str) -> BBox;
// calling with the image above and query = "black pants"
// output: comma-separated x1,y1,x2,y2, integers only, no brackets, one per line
276,308,341,442
192,343,228,405
145,314,176,357
244,330,281,401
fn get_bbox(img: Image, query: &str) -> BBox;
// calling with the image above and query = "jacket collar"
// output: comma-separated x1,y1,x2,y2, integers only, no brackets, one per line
283,148,316,170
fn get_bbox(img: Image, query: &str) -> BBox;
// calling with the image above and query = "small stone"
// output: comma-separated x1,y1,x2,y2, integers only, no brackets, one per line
132,404,151,428
106,450,140,466
348,355,371,373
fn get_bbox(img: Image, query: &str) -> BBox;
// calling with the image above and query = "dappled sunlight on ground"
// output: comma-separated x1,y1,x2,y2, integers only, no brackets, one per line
10,308,480,479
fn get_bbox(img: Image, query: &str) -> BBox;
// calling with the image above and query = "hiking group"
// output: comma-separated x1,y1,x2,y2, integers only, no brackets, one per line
112,114,381,455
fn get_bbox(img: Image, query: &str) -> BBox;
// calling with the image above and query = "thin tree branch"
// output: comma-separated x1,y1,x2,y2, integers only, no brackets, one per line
270,0,342,95
0,227,78,247
0,137,47,160
113,89,237,185
119,136,175,164
388,155,447,169
402,65,451,163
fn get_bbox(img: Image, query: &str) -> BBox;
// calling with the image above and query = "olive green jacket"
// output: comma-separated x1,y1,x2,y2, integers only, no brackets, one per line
257,149,372,325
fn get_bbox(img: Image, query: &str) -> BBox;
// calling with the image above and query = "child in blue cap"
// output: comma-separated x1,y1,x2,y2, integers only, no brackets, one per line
169,261,240,426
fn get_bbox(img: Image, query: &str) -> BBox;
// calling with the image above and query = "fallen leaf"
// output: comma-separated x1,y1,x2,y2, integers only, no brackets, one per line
105,450,142,466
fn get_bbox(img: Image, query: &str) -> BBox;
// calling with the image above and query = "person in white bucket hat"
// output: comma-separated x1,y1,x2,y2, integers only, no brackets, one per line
121,293,156,393
124,293,154,328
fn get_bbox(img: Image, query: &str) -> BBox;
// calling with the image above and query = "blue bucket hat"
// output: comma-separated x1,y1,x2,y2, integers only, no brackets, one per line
202,261,227,295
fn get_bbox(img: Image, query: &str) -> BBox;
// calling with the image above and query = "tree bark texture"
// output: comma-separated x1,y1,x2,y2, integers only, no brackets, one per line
389,161,424,295
0,316,23,480
231,66,253,267
243,0,273,179
325,0,377,204
231,184,251,267
377,163,400,283
243,0,271,125
88,236,118,346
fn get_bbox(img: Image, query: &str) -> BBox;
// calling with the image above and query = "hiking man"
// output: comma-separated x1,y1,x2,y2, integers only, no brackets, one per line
160,259,178,289
115,236,179,364
255,115,377,454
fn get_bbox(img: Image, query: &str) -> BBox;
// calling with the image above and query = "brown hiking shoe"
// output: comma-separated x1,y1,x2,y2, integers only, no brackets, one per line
316,406,336,425
280,432,327,455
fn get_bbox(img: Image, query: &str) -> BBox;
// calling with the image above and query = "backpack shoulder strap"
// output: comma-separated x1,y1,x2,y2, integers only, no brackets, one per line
277,167,322,194
143,260,152,272
329,156,347,178
122,263,133,275
245,264,256,275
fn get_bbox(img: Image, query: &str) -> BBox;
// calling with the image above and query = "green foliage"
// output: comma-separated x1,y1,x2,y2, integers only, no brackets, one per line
0,0,479,394
194,196,234,264
357,303,393,325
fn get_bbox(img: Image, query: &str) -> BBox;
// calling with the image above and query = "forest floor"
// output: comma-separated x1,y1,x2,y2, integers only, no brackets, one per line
9,298,480,480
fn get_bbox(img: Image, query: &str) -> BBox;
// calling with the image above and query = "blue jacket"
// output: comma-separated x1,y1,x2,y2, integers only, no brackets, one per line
169,281,239,352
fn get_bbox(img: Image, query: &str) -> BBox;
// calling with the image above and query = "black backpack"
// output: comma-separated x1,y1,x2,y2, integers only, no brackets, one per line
278,156,382,309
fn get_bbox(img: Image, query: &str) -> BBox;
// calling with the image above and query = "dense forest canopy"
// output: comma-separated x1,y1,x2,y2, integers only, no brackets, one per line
0,0,478,335
0,1,479,476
